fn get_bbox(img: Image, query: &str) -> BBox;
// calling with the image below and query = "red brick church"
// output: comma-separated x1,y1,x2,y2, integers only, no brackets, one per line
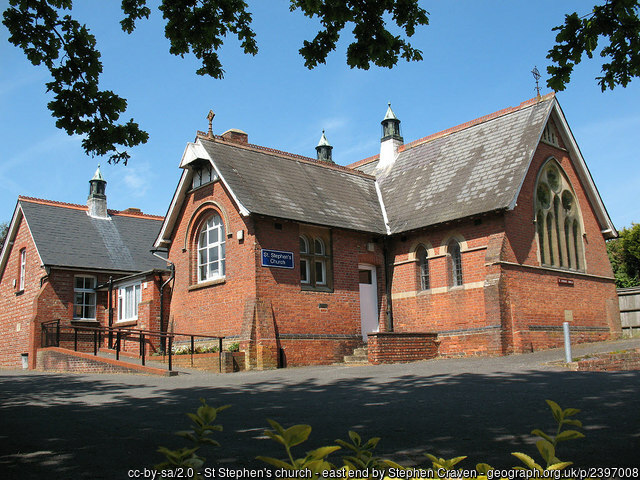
0,93,622,369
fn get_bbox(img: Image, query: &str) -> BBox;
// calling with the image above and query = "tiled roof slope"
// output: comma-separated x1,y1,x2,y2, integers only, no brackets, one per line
200,139,387,234
20,198,167,272
376,95,553,233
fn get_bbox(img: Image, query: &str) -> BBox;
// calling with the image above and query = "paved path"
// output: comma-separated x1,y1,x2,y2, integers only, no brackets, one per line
1,339,639,479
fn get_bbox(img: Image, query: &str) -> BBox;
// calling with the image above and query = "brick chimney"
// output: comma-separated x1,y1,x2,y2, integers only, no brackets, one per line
221,129,248,145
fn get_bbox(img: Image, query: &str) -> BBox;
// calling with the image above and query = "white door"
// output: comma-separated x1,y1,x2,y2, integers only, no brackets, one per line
358,264,379,342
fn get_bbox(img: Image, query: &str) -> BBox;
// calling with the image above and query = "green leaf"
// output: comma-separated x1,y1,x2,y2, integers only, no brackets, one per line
512,452,543,471
531,429,554,444
364,437,381,449
555,430,585,442
536,439,555,465
561,419,582,428
476,463,492,474
267,419,286,436
546,400,563,423
348,430,361,446
547,461,573,470
283,424,312,448
307,446,341,461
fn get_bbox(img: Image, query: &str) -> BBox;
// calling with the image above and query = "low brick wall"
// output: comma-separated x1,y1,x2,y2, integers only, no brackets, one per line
568,349,640,372
36,347,173,376
367,332,439,364
154,351,245,373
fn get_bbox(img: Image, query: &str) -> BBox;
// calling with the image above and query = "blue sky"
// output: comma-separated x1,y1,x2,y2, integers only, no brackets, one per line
1,1,639,231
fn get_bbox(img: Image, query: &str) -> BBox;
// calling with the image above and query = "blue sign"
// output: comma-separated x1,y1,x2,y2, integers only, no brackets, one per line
261,249,294,269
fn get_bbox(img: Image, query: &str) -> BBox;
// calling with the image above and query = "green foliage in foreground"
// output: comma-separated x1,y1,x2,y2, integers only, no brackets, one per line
156,399,587,479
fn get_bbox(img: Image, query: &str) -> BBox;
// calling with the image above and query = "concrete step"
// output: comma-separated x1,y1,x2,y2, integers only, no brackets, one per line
341,346,369,365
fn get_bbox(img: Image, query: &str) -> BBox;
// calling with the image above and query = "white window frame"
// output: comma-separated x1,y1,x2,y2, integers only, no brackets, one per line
197,213,226,283
19,249,26,291
192,163,218,189
299,236,310,284
73,275,97,320
117,282,142,322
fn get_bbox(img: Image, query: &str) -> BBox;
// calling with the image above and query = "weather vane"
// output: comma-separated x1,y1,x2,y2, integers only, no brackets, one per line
206,110,215,137
531,66,541,97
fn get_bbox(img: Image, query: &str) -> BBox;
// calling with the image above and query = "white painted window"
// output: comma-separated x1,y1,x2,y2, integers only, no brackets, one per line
299,233,331,289
192,163,218,189
19,249,26,291
118,282,142,322
74,276,97,320
197,213,226,282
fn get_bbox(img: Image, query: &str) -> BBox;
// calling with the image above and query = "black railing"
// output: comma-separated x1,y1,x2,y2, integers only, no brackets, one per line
40,322,225,372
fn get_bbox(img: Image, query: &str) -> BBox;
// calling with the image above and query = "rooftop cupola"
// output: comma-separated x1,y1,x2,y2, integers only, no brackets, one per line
87,165,108,218
315,130,334,163
379,103,403,169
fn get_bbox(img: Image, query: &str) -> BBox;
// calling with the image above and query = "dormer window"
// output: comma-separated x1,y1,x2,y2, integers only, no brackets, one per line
542,122,559,147
192,162,218,189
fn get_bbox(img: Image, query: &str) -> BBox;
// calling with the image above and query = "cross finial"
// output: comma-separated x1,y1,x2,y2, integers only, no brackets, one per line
531,66,541,98
206,110,215,137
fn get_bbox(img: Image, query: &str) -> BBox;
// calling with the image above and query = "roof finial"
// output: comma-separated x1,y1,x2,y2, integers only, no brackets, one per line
206,110,215,138
532,66,541,98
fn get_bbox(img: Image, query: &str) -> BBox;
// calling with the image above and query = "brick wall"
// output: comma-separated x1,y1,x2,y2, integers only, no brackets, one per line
36,347,171,375
500,139,621,353
368,332,439,364
389,216,506,356
0,216,45,367
568,349,640,371
168,181,257,338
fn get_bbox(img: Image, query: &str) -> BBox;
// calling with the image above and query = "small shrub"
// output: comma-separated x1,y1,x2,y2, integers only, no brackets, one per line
228,342,240,352
157,400,585,479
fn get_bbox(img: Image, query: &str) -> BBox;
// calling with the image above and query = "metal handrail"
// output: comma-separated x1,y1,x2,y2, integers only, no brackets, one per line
40,322,225,372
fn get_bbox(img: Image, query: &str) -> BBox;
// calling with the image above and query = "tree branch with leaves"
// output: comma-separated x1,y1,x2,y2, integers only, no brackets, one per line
2,0,429,164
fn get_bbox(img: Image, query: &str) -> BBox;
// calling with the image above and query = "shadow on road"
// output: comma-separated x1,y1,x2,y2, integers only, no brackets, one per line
1,367,638,479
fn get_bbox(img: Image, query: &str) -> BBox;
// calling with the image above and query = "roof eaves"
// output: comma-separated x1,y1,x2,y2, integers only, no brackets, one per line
154,169,189,248
0,202,23,278
551,101,618,239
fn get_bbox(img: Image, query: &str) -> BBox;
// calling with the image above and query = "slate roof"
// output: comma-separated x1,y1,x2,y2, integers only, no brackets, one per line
19,198,167,272
199,139,387,233
366,95,554,233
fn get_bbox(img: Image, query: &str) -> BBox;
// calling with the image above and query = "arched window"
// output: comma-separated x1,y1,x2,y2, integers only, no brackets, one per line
534,160,584,270
416,245,429,291
197,213,226,282
449,240,463,287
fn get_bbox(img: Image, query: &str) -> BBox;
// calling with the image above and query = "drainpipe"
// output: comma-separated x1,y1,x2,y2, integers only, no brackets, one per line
382,236,394,331
151,249,175,352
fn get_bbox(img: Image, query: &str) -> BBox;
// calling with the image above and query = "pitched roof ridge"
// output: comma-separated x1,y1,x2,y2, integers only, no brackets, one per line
108,209,164,220
347,153,380,170
19,196,88,211
399,93,555,153
18,196,162,220
199,134,375,179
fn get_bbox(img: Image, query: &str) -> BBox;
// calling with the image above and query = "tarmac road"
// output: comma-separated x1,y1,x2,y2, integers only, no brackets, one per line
1,338,639,479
